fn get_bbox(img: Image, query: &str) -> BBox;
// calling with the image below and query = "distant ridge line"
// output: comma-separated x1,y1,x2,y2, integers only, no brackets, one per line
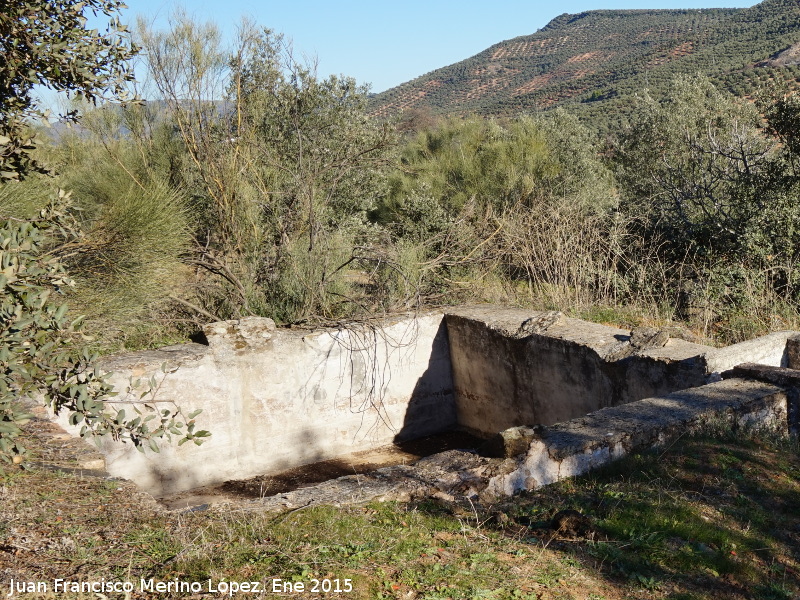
369,0,800,129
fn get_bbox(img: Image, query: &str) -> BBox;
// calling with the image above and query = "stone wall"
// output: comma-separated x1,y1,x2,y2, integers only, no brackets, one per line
445,307,713,435
486,378,788,496
446,307,800,437
225,377,792,511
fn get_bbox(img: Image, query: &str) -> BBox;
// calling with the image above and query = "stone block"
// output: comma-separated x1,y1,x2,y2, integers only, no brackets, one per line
203,317,277,354
786,335,800,369
486,378,788,497
722,362,800,433
480,426,540,458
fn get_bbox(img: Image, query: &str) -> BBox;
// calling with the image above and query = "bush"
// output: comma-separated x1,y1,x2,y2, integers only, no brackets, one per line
138,16,400,324
375,111,619,307
58,147,192,349
0,202,207,464
615,76,800,339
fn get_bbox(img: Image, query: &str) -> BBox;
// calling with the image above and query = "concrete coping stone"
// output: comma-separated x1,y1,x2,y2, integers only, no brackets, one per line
705,330,800,374
444,305,713,362
93,310,800,378
723,362,800,386
445,305,628,340
95,310,448,374
533,378,785,461
722,362,800,431
487,377,790,496
635,338,714,362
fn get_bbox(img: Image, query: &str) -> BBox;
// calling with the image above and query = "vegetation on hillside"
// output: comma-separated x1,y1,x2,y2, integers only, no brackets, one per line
617,76,800,338
369,0,800,132
372,111,622,309
14,10,800,350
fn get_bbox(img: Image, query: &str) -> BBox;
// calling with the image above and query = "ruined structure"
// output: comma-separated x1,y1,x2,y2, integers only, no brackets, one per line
50,307,800,505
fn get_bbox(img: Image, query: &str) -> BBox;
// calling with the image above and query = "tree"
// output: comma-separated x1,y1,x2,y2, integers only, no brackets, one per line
0,1,207,465
616,76,773,262
615,76,800,331
0,0,138,180
138,16,398,322
0,202,209,462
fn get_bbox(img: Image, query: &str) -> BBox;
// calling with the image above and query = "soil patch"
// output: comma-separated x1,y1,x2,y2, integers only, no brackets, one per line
158,430,485,510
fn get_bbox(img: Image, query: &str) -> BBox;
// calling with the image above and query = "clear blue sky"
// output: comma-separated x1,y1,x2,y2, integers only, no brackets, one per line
125,0,756,93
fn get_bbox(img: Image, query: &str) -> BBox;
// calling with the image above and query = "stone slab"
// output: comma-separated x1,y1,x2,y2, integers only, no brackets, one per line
722,362,800,432
705,330,797,374
486,378,787,496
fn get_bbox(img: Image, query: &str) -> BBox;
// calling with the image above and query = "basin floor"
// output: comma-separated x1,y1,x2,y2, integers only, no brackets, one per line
158,430,485,510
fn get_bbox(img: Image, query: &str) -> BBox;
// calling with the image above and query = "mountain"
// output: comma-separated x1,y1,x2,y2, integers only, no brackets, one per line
369,0,800,128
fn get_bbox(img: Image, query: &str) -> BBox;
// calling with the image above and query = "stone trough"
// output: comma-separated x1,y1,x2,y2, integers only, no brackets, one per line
48,306,800,507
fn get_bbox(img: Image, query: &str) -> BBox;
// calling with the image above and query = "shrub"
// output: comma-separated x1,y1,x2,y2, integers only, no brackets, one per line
0,201,207,464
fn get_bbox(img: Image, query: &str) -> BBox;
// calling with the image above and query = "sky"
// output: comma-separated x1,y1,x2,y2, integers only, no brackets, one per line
118,0,757,94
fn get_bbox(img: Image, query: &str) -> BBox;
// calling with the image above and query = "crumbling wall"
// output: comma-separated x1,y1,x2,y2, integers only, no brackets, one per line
49,306,800,498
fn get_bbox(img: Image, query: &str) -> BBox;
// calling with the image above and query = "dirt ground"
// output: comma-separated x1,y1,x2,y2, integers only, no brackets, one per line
159,431,485,509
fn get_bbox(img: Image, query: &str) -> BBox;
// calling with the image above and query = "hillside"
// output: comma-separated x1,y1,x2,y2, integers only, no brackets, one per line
370,0,800,127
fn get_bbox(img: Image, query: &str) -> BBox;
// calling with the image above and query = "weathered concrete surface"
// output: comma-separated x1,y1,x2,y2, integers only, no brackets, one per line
445,307,800,437
486,378,788,497
723,363,800,433
54,313,456,496
214,450,509,513
445,307,712,435
705,331,797,375
211,377,789,512
47,305,800,500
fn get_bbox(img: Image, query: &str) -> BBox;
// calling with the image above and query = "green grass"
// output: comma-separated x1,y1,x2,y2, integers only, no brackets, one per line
1,429,798,599
506,432,800,598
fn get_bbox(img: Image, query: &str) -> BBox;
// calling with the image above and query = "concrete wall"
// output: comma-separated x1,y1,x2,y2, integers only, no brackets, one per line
50,305,800,497
55,313,455,496
486,378,789,497
705,331,798,375
445,307,712,436
227,377,793,508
